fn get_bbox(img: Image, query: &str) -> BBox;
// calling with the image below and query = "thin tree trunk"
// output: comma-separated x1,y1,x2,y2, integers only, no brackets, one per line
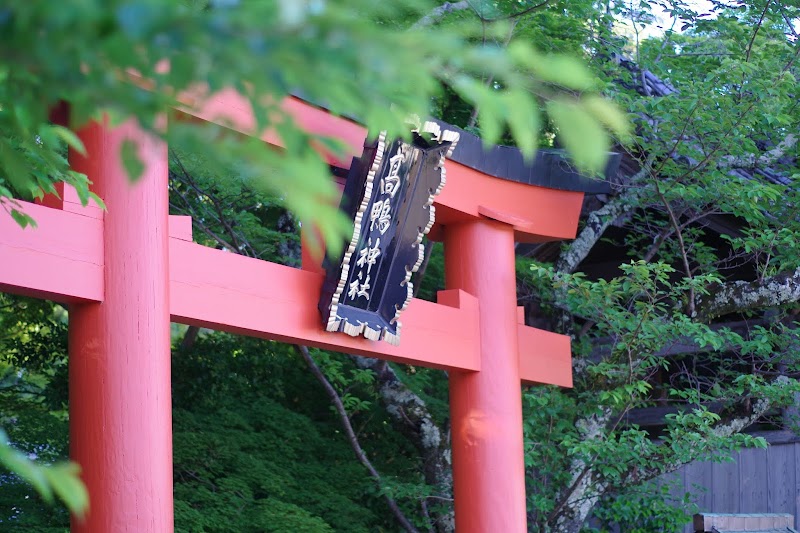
295,345,420,533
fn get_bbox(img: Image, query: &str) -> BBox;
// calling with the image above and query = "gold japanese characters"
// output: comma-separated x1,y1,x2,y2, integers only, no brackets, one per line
320,123,459,346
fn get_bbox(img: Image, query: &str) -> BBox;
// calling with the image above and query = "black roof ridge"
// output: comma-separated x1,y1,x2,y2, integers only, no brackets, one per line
425,118,616,194
290,91,616,195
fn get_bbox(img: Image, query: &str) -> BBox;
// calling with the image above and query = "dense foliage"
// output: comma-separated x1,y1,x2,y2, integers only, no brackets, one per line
1,314,429,531
0,0,625,243
2,1,800,532
512,1,800,530
0,0,629,519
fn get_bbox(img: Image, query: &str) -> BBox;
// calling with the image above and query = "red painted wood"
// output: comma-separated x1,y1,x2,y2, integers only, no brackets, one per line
176,89,365,168
0,204,569,381
518,325,573,387
516,306,573,386
168,215,193,241
0,92,581,533
445,219,528,533
516,305,526,324
68,118,173,533
177,90,585,242
36,182,104,219
0,199,103,302
300,224,327,276
169,238,481,371
436,161,584,242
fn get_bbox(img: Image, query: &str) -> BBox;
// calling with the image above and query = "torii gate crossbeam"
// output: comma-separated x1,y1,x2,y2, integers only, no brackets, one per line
0,93,584,533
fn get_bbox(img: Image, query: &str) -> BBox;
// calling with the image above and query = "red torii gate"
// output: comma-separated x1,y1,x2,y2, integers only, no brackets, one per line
0,92,586,533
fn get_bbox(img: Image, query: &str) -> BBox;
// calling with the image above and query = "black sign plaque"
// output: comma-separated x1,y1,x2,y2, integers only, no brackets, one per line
319,123,459,345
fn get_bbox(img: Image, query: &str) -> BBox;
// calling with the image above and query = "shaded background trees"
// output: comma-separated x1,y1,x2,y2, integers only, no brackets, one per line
2,1,800,532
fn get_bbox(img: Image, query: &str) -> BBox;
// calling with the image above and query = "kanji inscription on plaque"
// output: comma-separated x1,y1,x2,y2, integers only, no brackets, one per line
319,123,458,345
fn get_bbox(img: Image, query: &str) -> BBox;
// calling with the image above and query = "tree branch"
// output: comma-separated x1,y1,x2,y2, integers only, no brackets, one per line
697,267,800,320
412,2,470,29
745,0,772,64
171,152,253,256
623,384,785,488
495,0,552,21
180,325,200,351
554,194,630,274
717,132,798,169
353,356,453,532
548,378,788,530
555,179,649,274
548,409,612,531
654,182,695,316
294,345,420,533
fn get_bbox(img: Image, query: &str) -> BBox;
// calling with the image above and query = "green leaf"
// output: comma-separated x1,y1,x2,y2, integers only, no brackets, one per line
89,191,107,210
0,434,53,503
0,139,34,196
450,76,502,146
51,125,87,156
582,95,632,143
10,208,37,229
503,89,539,160
121,139,145,182
547,98,609,174
44,463,89,519
1,430,88,517
477,102,503,148
532,55,597,92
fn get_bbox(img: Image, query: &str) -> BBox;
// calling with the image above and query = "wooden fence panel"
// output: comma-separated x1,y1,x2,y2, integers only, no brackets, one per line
767,444,795,515
795,442,800,524
669,442,799,532
711,454,740,513
739,447,769,511
685,459,715,514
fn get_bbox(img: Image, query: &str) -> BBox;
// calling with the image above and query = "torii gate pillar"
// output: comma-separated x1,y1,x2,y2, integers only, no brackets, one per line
445,220,526,533
68,118,173,532
0,94,594,532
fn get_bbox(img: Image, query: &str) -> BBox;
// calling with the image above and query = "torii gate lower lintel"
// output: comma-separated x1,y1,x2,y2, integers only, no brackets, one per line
0,94,587,533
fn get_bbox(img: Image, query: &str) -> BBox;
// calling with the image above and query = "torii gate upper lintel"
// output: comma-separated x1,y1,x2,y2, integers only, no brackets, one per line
0,93,600,533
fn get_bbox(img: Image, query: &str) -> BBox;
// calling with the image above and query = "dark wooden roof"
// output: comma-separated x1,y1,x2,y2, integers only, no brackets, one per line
426,118,616,194
292,91,617,195
614,54,795,188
